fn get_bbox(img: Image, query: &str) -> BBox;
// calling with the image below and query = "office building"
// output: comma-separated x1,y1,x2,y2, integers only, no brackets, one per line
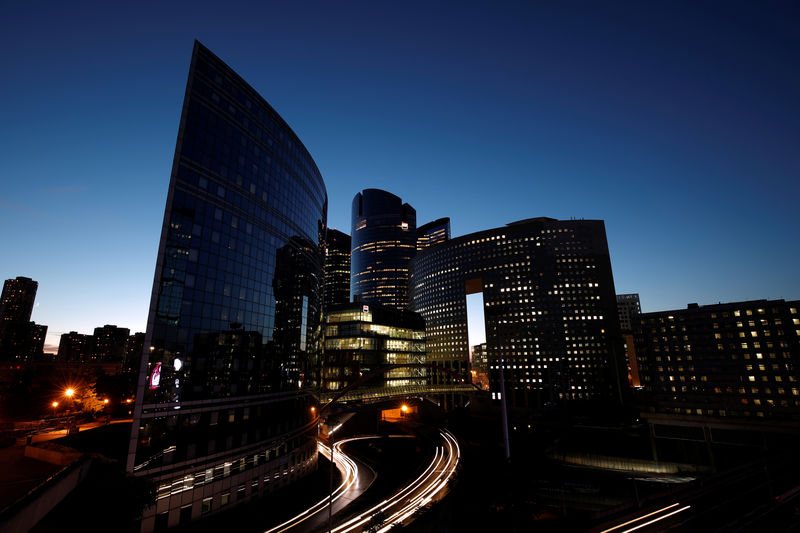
617,294,642,387
417,217,450,251
635,299,800,420
351,189,416,310
617,294,641,332
322,302,425,391
323,228,351,309
410,217,625,410
128,42,326,531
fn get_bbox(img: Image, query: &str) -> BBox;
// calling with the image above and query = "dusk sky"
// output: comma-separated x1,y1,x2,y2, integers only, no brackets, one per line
1,1,798,351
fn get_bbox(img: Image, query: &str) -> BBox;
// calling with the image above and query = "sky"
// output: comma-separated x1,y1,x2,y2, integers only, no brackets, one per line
1,1,798,352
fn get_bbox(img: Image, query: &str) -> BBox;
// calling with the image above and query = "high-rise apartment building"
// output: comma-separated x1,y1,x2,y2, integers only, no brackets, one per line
416,217,450,251
635,299,800,420
351,189,417,309
617,294,641,332
0,277,38,323
410,217,625,410
128,42,326,531
0,277,46,361
57,331,92,362
323,228,351,309
617,294,642,387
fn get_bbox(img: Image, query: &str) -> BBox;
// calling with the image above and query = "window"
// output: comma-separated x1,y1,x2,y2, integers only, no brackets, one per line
202,497,213,514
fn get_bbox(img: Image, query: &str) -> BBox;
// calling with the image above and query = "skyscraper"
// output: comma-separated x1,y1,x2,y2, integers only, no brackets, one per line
128,42,326,531
323,228,351,309
410,217,625,410
351,189,416,310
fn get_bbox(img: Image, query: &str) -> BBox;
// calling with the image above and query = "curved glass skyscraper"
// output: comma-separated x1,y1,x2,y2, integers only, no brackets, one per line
351,189,416,309
128,42,326,531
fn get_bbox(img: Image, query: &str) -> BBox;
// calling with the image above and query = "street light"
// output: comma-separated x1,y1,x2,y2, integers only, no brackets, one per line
64,387,75,398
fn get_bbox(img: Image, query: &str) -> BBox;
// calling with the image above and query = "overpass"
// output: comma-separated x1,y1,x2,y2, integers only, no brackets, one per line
315,364,485,411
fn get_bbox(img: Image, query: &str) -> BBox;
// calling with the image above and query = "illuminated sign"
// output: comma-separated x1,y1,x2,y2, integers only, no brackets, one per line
363,305,369,312
149,363,162,389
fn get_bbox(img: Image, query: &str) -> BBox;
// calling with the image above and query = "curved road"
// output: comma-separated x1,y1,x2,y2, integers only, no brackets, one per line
263,429,460,533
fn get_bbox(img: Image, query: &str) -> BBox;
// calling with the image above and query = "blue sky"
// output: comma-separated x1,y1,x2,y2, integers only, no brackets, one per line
1,1,798,351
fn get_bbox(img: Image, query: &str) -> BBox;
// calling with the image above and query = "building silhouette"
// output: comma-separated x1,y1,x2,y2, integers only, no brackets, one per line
410,217,625,411
128,42,326,531
617,293,642,387
351,189,417,309
323,228,351,309
0,276,46,361
416,217,450,251
635,299,800,420
92,324,130,362
57,331,92,362
0,277,38,323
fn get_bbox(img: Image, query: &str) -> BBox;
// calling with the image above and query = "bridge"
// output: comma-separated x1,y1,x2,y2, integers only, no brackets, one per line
315,364,485,411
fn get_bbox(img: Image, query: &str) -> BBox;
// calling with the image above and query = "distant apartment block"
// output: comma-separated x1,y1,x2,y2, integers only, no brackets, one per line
635,299,800,420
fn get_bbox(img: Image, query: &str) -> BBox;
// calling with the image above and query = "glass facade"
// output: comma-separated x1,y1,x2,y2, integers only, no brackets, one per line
351,189,416,309
322,303,426,391
410,217,625,409
128,42,325,530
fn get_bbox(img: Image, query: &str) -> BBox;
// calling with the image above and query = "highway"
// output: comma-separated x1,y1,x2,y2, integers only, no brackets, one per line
262,428,460,533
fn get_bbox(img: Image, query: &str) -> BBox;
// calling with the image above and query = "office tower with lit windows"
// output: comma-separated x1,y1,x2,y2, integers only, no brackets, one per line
617,293,642,387
410,217,625,410
322,302,426,391
416,217,450,251
323,228,351,309
351,189,417,309
128,42,326,531
634,299,800,420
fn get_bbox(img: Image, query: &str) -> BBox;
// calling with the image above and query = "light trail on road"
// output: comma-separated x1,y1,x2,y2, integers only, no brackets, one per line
600,502,692,533
331,429,460,533
263,441,359,533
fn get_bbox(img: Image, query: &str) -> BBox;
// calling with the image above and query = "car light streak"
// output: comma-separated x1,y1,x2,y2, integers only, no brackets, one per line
332,429,461,533
619,505,691,532
600,502,691,533
263,441,359,533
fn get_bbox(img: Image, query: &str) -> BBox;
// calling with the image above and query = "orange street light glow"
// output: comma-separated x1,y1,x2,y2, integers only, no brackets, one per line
64,388,75,398
52,401,59,408
401,404,409,413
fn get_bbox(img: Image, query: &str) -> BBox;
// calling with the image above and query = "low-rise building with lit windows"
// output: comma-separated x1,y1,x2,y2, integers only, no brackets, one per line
409,217,625,411
635,299,800,420
322,302,426,391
